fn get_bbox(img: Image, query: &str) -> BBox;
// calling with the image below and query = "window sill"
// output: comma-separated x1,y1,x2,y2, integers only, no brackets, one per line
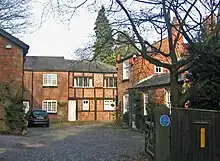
122,78,130,82
42,86,58,88
103,110,116,112
103,87,117,89
74,87,94,88
47,112,57,114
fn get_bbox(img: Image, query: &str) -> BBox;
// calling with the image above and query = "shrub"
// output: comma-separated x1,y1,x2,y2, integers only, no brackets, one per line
4,102,26,135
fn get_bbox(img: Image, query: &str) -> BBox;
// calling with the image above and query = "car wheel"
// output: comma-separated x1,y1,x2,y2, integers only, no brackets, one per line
46,123,50,127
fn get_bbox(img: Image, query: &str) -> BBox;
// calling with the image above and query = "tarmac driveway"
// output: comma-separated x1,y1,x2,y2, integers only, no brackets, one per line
0,123,145,161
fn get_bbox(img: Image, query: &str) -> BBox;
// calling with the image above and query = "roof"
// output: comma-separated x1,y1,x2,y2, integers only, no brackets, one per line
24,56,116,73
24,56,69,71
0,29,29,55
132,73,184,89
67,60,116,73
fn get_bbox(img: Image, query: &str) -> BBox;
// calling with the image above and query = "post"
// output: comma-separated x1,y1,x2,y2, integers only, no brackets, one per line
154,105,170,161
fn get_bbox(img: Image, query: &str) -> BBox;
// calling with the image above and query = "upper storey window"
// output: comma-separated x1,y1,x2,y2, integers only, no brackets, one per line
123,60,130,80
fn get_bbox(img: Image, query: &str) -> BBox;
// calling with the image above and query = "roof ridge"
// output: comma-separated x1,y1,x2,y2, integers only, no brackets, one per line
26,56,65,58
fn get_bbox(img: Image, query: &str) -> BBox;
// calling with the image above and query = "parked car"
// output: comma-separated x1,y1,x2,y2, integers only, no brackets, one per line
25,109,50,127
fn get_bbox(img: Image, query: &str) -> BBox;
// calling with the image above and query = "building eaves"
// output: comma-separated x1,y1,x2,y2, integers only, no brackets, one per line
131,73,184,89
0,29,29,55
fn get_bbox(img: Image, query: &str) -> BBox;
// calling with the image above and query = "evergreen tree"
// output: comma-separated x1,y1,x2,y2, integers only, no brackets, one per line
115,31,137,57
93,5,115,65
188,18,220,110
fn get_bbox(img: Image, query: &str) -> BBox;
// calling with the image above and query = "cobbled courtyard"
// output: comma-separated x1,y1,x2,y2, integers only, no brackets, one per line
0,123,146,161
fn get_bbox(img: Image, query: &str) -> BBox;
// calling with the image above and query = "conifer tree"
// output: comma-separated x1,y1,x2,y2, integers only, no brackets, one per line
93,5,115,65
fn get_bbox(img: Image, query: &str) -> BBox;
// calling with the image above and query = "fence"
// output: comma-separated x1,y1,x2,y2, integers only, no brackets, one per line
171,108,220,161
145,120,155,158
144,107,220,161
144,105,170,161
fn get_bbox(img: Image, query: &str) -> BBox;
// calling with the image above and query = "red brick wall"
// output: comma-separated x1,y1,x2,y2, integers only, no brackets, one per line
23,71,69,120
117,30,185,115
24,71,117,121
0,35,24,120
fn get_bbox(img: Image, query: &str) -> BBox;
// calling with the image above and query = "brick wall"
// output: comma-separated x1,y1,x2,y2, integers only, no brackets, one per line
23,71,69,121
0,35,24,120
117,25,185,115
24,71,117,121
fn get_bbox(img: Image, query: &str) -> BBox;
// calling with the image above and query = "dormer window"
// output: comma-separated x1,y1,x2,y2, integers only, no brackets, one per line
123,60,130,80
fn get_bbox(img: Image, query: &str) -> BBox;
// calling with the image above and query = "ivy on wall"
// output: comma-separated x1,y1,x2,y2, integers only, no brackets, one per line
0,81,26,135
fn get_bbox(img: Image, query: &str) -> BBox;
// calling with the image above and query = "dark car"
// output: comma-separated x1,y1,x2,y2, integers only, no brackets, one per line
25,109,50,127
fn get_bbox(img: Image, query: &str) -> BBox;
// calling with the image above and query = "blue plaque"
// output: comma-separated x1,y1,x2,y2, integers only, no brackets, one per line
160,115,170,127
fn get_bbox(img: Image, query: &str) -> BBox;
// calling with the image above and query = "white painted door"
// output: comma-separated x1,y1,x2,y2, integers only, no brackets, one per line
23,101,30,113
68,100,76,121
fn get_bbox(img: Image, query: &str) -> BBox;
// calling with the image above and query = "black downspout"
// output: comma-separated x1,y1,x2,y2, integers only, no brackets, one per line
67,72,69,120
94,73,97,121
22,54,25,103
31,70,34,109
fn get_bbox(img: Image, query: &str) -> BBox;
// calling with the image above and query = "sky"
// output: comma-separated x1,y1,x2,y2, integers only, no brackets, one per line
21,2,97,60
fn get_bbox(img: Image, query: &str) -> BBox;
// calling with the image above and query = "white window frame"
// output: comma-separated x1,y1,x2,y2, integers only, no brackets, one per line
74,77,93,87
154,65,163,74
42,100,57,113
104,77,117,88
23,101,30,113
82,100,90,111
123,60,130,80
143,93,148,115
166,89,171,109
123,94,129,114
104,100,115,111
43,74,57,86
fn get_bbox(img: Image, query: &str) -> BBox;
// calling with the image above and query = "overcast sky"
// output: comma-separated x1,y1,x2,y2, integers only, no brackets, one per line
21,2,97,59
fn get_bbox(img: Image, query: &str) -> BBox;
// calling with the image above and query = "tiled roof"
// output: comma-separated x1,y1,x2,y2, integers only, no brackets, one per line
24,56,116,73
132,73,184,89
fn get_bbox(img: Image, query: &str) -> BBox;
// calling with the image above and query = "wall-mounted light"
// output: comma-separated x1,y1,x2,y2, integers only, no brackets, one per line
5,44,12,49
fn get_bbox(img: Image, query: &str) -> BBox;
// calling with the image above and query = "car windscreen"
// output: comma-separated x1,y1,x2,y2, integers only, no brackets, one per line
33,110,48,116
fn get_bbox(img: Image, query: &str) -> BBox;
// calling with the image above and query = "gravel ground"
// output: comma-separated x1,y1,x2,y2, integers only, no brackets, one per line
0,123,147,161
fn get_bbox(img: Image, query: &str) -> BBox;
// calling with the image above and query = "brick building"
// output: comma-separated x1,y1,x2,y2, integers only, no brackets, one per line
116,17,186,120
0,29,29,120
23,56,117,121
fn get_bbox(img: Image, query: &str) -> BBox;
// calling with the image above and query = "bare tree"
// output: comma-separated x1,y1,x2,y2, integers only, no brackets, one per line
0,0,32,34
44,0,220,107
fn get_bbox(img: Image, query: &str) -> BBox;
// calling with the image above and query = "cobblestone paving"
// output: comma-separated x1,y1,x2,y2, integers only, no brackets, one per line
0,124,145,161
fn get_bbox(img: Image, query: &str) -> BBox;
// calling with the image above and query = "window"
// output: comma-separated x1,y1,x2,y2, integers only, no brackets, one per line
23,101,30,113
123,60,130,80
104,100,115,111
123,94,129,114
166,89,171,109
42,100,57,113
74,77,92,87
43,74,57,86
82,100,90,111
143,93,149,115
104,77,117,88
154,65,163,74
